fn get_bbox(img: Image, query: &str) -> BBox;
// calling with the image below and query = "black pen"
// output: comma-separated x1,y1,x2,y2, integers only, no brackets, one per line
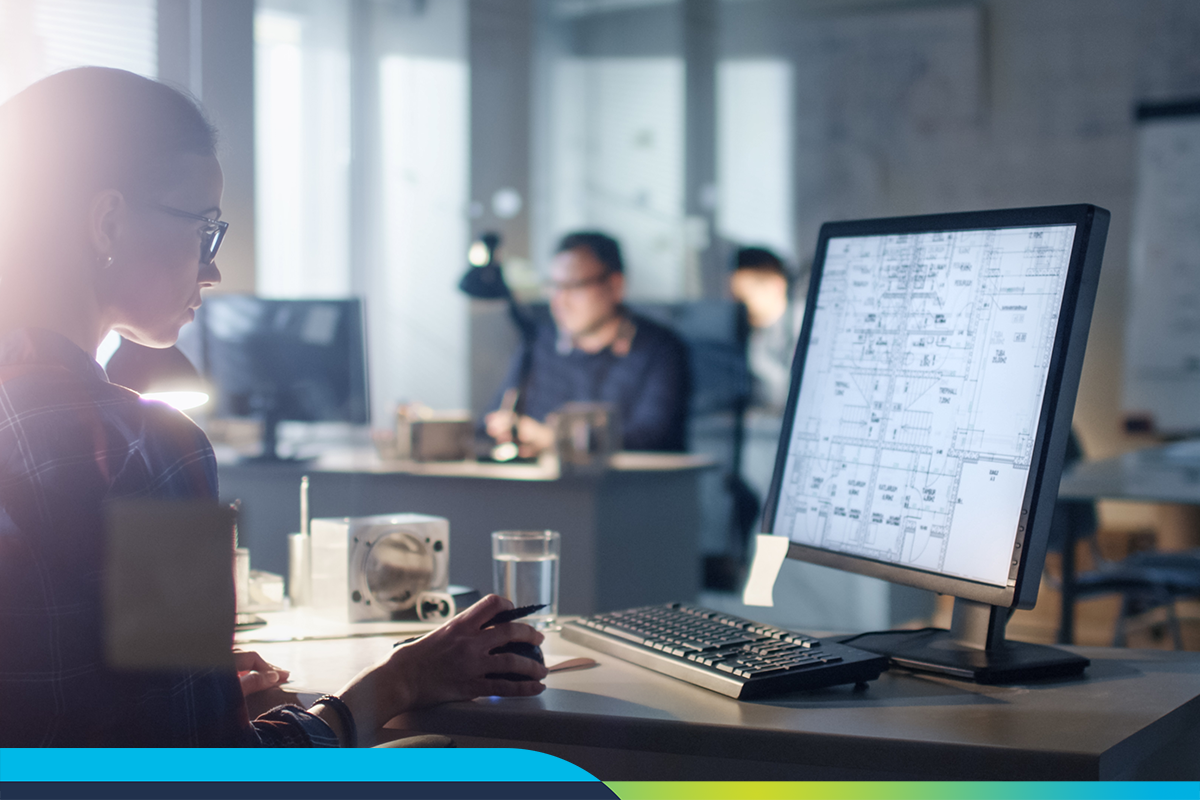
395,603,547,646
481,604,546,629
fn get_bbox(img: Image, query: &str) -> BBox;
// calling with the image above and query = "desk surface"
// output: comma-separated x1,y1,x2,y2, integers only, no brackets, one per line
217,446,715,482
250,626,1200,780
1058,442,1200,504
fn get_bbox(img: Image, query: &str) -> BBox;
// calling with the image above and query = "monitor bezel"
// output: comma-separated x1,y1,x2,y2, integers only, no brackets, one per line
760,204,1108,610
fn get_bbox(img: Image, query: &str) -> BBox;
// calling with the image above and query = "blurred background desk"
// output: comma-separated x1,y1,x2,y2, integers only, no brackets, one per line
218,450,712,615
246,627,1200,780
1058,441,1200,505
1054,441,1200,647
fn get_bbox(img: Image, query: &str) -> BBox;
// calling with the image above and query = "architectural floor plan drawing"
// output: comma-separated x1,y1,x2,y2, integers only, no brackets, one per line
776,225,1075,587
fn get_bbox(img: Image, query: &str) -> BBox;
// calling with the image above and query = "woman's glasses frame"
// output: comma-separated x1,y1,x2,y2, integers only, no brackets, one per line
149,202,228,264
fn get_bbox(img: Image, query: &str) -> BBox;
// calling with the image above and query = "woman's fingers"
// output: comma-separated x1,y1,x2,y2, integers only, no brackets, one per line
455,594,513,628
484,652,548,680
479,622,545,652
239,668,282,696
234,649,290,697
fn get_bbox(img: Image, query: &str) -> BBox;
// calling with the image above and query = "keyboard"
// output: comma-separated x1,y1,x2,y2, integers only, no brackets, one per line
560,603,889,700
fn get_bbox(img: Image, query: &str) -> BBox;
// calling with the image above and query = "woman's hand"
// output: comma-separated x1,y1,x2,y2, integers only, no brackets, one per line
386,593,548,708
234,650,290,697
324,595,547,745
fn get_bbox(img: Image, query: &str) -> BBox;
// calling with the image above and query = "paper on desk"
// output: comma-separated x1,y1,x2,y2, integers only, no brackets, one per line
234,608,440,644
742,534,790,607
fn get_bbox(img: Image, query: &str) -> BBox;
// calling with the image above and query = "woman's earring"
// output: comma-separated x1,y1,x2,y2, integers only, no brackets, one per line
100,254,114,269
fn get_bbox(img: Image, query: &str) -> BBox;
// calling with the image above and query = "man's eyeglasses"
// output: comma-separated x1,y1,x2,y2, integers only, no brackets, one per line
151,202,228,264
542,273,611,295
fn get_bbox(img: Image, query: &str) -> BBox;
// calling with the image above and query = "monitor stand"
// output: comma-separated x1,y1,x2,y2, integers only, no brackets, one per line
845,598,1089,684
239,409,314,465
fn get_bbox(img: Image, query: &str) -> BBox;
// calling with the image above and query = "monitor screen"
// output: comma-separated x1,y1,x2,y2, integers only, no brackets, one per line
178,296,369,456
764,205,1108,614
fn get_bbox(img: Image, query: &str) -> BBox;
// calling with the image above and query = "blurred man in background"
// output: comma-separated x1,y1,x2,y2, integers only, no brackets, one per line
728,246,801,411
485,231,690,454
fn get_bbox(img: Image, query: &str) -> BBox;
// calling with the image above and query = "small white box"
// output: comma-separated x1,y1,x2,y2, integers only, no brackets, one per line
310,513,449,622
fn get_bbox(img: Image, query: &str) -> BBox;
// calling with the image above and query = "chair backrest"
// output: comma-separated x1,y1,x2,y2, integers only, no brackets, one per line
520,300,752,418
1046,430,1099,554
627,300,751,417
629,300,757,554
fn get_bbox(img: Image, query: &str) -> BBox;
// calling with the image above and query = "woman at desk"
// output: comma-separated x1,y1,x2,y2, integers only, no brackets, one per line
0,67,546,747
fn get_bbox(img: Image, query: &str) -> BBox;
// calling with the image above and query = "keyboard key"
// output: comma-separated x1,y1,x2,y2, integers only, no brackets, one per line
601,625,647,644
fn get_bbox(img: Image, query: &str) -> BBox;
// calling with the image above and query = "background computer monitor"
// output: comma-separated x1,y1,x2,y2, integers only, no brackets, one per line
761,204,1109,682
178,295,370,461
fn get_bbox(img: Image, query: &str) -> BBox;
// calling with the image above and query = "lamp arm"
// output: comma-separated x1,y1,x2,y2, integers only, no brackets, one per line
504,292,538,345
505,293,538,418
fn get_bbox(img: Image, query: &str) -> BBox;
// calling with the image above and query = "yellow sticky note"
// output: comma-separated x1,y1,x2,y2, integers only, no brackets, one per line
741,534,790,607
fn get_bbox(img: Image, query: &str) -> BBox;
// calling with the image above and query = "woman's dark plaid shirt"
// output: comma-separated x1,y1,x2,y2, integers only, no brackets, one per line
0,328,334,747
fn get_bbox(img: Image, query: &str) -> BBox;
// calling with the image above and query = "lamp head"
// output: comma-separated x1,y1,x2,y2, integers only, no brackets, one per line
105,337,209,411
459,231,510,300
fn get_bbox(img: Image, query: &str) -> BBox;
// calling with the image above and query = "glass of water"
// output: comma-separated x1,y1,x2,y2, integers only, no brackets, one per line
491,530,560,629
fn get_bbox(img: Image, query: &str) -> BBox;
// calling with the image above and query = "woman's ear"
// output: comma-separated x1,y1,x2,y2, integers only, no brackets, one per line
88,189,127,269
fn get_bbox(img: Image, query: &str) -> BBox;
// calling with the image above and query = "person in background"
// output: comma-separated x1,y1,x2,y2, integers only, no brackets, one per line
728,246,801,411
0,66,545,748
485,231,690,454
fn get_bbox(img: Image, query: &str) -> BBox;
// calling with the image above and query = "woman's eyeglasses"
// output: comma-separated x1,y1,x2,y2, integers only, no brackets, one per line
150,203,228,264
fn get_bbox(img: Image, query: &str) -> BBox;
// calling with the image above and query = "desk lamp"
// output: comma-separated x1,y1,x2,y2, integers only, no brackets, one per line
105,336,210,412
460,232,509,300
458,232,538,460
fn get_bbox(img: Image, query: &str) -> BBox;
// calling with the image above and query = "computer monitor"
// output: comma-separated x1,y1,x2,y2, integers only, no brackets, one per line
762,204,1109,683
177,295,370,462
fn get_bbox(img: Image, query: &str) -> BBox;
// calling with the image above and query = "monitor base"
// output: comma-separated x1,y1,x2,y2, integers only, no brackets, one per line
843,628,1089,684
237,452,317,466
239,412,317,465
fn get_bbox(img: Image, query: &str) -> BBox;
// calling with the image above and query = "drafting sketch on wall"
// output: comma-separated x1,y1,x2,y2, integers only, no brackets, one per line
775,226,1075,588
1123,106,1200,434
784,4,984,257
537,57,686,300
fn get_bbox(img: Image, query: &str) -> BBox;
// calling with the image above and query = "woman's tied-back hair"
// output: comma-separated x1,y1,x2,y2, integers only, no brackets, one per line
0,67,216,274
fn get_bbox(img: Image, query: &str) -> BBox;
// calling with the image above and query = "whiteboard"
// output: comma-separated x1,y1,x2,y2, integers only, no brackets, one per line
1123,105,1200,433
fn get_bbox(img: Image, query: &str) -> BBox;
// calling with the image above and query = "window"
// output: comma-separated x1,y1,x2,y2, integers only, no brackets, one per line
0,0,156,103
254,0,470,420
716,59,794,263
254,2,351,298
539,56,686,299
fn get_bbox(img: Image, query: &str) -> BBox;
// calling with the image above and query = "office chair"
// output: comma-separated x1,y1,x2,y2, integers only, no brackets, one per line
495,299,756,586
1052,433,1200,648
632,300,756,586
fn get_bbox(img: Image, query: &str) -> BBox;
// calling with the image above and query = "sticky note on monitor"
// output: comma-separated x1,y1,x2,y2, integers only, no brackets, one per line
742,534,790,607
